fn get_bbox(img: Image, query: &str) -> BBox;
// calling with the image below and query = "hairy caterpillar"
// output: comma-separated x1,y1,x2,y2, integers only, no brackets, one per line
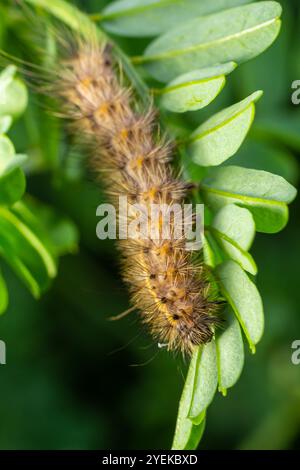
39,31,220,354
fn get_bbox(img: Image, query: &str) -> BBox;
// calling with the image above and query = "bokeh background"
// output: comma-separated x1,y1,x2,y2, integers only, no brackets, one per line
0,0,299,449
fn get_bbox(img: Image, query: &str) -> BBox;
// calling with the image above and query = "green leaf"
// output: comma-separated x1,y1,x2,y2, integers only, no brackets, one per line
203,232,224,268
0,65,16,93
172,350,206,450
0,207,57,298
0,268,8,314
201,166,297,233
0,136,16,174
0,136,27,175
0,168,26,207
216,307,244,395
211,204,257,275
187,91,262,166
203,235,217,268
216,260,264,352
212,204,256,251
0,136,26,206
0,65,27,120
159,63,236,113
0,77,28,119
0,116,12,134
102,0,253,37
142,2,282,82
188,341,218,422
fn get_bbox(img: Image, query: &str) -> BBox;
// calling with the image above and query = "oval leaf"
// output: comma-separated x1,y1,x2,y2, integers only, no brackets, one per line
187,91,262,165
0,65,16,93
143,2,282,82
0,136,27,175
0,135,15,174
0,116,12,134
172,350,206,450
212,205,255,251
216,260,264,352
0,78,28,119
0,168,26,206
216,307,244,395
102,0,253,37
211,204,257,274
188,341,218,422
160,63,236,113
201,166,297,233
0,136,26,206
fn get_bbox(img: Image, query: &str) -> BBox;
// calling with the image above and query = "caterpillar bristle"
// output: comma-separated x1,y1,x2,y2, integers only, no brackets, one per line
42,36,220,355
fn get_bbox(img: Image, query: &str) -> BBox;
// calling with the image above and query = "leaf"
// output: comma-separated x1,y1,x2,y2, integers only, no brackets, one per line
143,2,282,82
188,341,218,423
0,136,26,206
187,91,262,166
201,166,297,233
212,204,256,251
0,77,28,119
203,235,216,268
0,63,26,122
0,268,8,315
0,168,26,207
216,307,244,395
102,0,253,37
216,260,264,352
203,232,224,268
0,135,27,175
0,135,16,174
172,350,206,450
211,204,257,275
183,414,206,451
159,63,236,113
0,116,12,134
0,207,57,298
0,65,16,93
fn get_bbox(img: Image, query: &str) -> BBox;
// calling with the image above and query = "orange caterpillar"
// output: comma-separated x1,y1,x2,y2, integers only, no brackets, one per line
53,38,219,354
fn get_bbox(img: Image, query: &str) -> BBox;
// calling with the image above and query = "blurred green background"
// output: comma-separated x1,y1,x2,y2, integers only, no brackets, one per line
0,0,299,450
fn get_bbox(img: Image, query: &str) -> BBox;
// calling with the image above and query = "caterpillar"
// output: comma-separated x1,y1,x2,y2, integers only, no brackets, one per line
43,33,220,355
